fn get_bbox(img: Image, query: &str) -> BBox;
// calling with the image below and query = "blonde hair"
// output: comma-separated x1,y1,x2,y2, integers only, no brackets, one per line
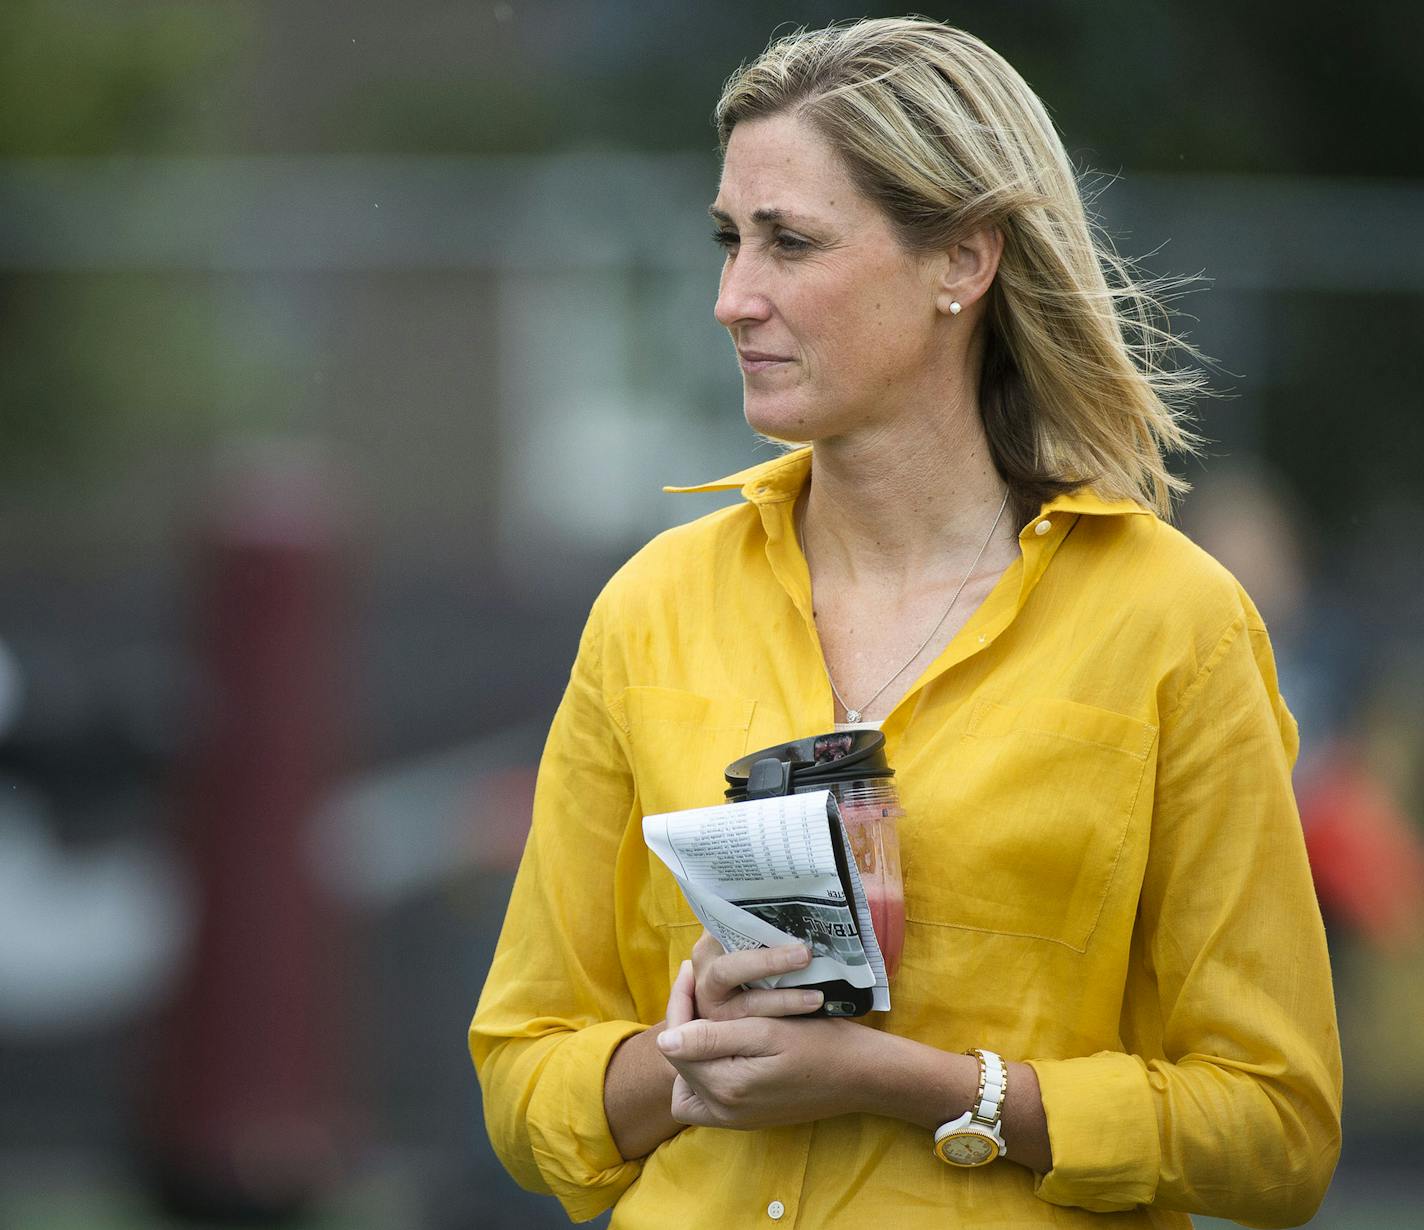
715,18,1205,519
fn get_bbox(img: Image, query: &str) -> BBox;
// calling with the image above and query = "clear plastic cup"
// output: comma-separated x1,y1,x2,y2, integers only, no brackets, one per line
832,776,905,978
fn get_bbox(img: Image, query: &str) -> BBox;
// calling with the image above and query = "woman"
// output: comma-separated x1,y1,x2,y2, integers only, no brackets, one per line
470,18,1341,1228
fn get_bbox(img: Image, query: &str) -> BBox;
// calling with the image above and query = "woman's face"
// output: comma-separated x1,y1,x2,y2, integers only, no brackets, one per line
711,112,946,442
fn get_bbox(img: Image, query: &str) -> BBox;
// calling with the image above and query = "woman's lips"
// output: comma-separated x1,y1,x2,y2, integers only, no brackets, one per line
738,350,793,372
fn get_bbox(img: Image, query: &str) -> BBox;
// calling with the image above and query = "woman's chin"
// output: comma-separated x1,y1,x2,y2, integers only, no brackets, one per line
746,425,809,446
743,397,820,444
744,409,858,448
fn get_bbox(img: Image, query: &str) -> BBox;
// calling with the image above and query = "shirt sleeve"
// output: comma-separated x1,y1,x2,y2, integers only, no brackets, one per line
468,592,649,1223
1027,607,1343,1228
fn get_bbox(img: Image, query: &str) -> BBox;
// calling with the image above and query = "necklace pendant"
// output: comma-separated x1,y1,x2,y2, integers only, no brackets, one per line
845,708,862,724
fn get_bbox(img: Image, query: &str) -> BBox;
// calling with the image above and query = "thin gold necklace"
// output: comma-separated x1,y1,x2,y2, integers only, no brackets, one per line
798,488,1010,723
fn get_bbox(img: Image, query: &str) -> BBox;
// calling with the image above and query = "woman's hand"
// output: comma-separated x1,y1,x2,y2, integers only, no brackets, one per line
686,930,826,1021
604,935,824,1160
659,954,872,1130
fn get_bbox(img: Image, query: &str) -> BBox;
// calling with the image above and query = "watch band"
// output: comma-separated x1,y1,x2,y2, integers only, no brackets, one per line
967,1048,1007,1128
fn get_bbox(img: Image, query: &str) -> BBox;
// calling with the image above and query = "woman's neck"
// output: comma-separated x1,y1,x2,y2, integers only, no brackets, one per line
799,412,1018,593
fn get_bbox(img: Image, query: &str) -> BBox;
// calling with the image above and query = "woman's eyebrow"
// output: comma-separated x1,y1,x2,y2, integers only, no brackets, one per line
708,204,819,227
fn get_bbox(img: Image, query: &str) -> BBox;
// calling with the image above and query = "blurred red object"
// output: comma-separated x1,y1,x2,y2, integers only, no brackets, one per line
1299,743,1424,950
145,445,355,1219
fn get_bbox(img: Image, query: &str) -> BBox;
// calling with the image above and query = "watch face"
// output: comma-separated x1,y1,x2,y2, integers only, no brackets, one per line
939,1132,996,1166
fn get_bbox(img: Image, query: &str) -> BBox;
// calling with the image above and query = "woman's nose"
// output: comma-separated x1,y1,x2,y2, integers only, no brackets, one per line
714,259,772,329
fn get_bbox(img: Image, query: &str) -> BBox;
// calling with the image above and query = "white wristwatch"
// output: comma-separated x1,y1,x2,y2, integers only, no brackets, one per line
933,1048,1007,1166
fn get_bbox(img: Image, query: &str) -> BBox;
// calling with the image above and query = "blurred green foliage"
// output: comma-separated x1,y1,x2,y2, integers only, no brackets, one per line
7,0,1414,172
0,0,251,155
1,0,256,473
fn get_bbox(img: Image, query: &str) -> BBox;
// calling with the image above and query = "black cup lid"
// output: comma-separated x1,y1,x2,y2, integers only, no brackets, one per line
724,729,892,799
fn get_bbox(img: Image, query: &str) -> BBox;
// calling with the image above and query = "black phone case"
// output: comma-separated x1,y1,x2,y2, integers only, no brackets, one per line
809,806,875,1016
759,806,875,1018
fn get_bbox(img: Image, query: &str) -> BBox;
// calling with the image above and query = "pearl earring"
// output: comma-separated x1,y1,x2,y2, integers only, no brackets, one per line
949,300,962,315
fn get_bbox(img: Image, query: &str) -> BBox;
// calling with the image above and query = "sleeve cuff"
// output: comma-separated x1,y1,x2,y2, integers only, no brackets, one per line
1027,1051,1161,1212
526,1019,651,1222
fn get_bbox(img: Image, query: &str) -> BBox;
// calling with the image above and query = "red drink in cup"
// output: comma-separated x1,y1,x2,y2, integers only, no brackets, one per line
837,780,905,977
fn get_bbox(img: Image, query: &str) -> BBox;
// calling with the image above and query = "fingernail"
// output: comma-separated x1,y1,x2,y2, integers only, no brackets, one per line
784,945,810,968
801,990,824,1008
658,1029,682,1054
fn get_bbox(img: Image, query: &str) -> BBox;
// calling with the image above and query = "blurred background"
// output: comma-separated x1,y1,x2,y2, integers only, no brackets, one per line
1,1,1421,1226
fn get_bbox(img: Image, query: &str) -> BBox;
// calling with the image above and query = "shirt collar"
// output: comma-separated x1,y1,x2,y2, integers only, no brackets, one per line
1036,487,1152,518
662,447,812,504
665,447,1151,520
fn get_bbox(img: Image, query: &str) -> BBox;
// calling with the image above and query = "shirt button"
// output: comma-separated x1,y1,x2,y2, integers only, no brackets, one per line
767,1200,786,1220
1034,518,1052,536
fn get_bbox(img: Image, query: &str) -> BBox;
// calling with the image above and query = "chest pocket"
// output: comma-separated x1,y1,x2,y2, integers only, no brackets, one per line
901,697,1156,952
617,686,755,929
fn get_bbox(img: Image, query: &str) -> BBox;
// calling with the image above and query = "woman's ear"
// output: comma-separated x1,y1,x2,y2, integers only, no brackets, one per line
935,225,1004,316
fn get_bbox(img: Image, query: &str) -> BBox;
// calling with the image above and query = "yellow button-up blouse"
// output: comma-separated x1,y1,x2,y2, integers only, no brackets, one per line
469,447,1341,1228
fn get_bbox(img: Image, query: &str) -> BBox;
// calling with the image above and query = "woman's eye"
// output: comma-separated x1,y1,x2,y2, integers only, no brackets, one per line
710,229,810,254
